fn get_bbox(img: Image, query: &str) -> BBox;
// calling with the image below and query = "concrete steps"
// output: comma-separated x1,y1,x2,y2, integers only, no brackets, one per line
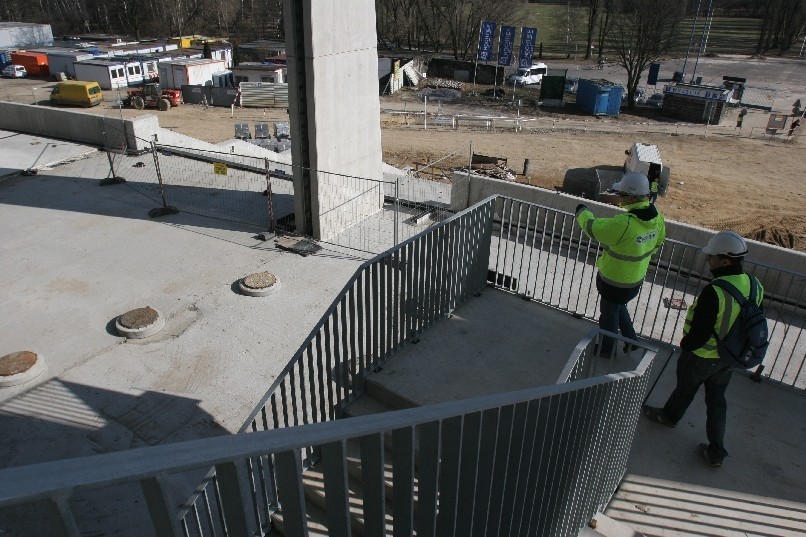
271,387,416,536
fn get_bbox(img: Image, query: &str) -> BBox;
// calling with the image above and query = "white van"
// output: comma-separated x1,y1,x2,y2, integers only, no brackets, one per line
508,63,548,86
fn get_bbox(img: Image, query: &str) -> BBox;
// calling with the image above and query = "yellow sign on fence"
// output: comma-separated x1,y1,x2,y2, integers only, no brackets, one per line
213,162,228,176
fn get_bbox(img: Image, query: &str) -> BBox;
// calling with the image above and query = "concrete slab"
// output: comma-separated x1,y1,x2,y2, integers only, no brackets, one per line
0,149,365,470
369,290,594,405
0,129,98,178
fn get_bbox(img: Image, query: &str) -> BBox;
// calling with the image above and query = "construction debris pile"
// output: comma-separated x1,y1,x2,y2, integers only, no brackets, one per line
424,78,464,90
463,153,517,181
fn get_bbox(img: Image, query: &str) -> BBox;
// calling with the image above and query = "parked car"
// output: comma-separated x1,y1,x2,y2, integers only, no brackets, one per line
507,63,548,86
646,93,664,108
2,64,27,78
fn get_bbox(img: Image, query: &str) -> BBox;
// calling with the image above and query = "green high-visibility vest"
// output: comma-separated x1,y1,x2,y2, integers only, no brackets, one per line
685,273,765,359
576,200,666,288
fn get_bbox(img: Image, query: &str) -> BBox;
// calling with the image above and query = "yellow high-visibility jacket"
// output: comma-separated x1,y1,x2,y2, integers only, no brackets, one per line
685,274,764,359
576,200,666,288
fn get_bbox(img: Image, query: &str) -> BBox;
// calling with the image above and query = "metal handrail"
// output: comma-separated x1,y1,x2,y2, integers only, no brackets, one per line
488,196,806,390
0,330,657,537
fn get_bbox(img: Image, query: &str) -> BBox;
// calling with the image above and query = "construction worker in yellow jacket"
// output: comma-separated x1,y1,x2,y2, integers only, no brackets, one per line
575,172,666,357
643,231,763,468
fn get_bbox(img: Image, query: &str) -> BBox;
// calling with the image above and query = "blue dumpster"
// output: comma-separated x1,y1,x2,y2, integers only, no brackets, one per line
577,79,623,116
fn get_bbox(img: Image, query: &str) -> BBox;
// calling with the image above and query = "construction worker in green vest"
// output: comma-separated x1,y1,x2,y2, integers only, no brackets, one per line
643,231,763,468
575,172,666,358
648,176,659,204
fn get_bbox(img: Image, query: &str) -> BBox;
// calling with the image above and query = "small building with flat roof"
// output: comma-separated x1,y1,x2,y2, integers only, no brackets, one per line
661,82,732,124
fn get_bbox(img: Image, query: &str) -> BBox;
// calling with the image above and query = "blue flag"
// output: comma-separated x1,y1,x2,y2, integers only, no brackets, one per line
518,27,538,68
478,21,496,62
498,26,516,67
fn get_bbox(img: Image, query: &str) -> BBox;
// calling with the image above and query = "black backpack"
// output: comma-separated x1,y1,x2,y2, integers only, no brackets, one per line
710,277,769,369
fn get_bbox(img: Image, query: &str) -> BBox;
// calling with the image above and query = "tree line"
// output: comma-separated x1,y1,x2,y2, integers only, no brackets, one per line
1,0,803,58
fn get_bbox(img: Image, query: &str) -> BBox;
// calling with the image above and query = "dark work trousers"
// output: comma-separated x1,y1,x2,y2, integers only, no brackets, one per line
663,350,733,461
596,274,640,353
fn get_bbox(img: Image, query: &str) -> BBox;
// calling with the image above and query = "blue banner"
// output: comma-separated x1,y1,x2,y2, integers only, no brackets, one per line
498,26,516,67
477,21,496,62
518,27,538,68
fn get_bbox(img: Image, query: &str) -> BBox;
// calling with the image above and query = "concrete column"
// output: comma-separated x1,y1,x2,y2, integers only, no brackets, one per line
284,0,384,240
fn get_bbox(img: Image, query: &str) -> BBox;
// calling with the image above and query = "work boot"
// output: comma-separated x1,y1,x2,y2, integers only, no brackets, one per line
593,344,613,359
623,343,641,354
642,405,676,428
698,443,723,468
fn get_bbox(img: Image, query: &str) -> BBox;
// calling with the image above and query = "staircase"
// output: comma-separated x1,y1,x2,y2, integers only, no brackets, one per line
271,378,416,536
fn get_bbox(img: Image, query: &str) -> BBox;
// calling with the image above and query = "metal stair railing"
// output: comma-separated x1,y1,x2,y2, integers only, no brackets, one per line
488,196,806,390
0,330,657,537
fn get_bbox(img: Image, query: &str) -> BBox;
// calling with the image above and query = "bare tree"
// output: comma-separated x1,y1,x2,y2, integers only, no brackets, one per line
584,0,599,59
416,0,525,60
608,0,686,107
755,0,806,55
595,0,618,61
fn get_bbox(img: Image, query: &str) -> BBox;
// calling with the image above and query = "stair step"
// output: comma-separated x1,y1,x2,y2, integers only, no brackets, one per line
579,513,647,537
270,501,331,536
302,466,395,536
342,392,398,417
364,377,419,410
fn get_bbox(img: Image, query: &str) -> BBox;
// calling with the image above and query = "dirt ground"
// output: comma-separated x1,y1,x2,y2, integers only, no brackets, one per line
2,75,804,252
378,112,805,252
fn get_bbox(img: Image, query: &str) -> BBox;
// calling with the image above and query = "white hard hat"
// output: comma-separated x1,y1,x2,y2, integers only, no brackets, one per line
612,172,650,196
701,231,748,258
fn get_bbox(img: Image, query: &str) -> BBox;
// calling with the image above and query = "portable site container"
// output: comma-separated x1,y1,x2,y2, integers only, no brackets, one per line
74,59,128,89
117,55,159,82
576,79,623,116
157,58,227,89
10,51,49,76
44,50,95,78
231,64,285,84
187,44,233,67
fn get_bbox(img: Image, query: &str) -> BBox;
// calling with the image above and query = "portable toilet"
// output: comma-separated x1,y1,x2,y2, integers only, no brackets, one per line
576,79,623,116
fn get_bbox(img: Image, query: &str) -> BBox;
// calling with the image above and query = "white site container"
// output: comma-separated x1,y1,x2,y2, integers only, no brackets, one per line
157,58,227,89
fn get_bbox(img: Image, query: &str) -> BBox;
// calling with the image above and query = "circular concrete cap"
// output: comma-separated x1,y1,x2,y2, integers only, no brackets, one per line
239,271,281,297
115,306,166,338
0,351,46,388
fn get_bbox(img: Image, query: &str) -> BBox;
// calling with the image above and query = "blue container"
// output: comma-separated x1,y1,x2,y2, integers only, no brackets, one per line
577,79,622,116
0,50,10,69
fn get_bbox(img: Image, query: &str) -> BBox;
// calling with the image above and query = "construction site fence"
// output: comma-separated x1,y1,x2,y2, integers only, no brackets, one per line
92,127,472,255
381,108,803,142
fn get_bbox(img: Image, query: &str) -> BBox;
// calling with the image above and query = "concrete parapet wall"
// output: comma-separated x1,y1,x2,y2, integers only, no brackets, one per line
452,171,805,295
0,102,159,153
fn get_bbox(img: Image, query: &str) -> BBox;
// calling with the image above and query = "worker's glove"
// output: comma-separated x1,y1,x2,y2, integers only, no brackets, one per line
575,204,589,214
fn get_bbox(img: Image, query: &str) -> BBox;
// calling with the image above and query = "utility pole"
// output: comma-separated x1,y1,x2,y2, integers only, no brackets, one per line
690,0,714,84
680,0,703,81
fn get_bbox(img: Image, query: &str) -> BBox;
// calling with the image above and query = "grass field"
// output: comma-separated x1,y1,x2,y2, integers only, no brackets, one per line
512,4,765,59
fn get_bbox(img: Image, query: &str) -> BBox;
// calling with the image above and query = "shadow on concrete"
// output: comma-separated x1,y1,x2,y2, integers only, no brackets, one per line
0,379,228,535
0,172,295,237
0,379,229,469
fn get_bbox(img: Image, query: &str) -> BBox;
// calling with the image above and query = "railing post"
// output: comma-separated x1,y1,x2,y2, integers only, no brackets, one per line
394,176,400,247
264,158,276,232
147,139,179,218
44,495,78,537
214,461,252,537
141,476,183,537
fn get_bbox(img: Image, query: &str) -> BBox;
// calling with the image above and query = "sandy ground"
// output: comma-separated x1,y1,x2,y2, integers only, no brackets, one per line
2,74,804,252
